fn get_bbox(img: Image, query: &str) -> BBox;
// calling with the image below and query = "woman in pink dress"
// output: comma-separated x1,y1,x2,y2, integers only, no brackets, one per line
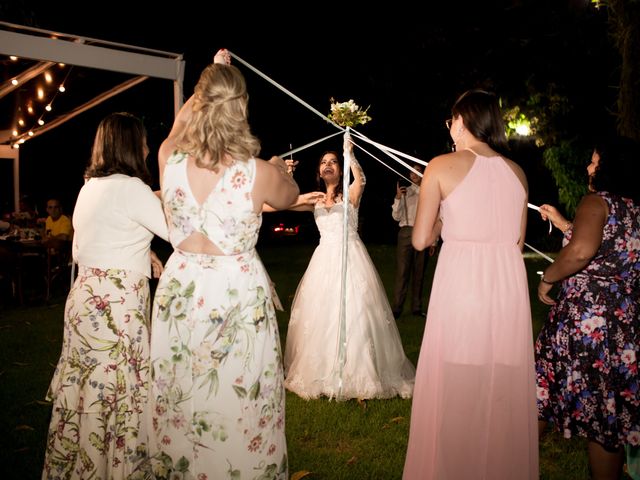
403,90,538,479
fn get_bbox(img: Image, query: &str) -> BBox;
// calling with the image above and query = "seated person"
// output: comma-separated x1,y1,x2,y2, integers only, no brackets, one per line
44,199,72,241
43,199,73,254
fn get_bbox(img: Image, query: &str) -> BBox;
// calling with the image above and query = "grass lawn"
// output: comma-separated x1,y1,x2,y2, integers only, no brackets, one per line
0,241,632,479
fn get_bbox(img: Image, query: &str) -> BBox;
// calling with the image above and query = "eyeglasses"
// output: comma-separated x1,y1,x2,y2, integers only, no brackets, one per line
445,118,452,129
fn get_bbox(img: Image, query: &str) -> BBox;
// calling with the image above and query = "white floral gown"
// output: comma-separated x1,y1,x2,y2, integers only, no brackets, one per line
148,153,287,479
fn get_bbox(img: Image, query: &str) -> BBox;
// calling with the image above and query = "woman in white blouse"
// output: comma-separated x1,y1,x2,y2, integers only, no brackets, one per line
42,112,169,479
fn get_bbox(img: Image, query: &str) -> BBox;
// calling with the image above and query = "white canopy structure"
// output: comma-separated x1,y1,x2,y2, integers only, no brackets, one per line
0,21,185,211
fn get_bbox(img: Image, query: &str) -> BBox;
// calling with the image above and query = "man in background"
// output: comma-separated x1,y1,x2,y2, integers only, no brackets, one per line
44,198,72,242
390,164,436,318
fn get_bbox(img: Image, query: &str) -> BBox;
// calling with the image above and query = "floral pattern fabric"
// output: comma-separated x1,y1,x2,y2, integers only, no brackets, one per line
162,152,261,255
43,266,152,480
149,154,287,479
536,192,640,449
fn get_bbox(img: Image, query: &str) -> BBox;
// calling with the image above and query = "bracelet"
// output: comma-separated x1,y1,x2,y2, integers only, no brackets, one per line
540,273,554,285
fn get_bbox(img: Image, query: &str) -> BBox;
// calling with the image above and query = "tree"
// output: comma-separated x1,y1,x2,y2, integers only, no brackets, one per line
608,0,640,140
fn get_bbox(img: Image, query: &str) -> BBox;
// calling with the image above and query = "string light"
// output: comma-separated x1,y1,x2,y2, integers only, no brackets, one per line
11,60,75,144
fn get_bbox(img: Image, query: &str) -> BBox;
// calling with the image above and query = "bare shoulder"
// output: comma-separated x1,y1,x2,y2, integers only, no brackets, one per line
159,138,177,164
501,156,528,191
253,157,272,174
253,157,279,182
426,151,458,170
578,192,608,213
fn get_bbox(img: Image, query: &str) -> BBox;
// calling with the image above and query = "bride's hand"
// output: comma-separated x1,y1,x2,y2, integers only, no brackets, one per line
344,133,353,154
213,48,231,65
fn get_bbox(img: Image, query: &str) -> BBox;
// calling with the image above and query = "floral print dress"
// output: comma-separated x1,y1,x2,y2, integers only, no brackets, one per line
148,153,287,479
43,266,153,480
536,192,640,449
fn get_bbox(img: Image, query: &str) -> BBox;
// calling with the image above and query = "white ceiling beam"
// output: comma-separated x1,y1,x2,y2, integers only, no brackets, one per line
0,30,182,81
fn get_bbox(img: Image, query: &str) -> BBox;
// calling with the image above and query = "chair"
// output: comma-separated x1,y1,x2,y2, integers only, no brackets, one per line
1,239,47,305
0,240,19,302
45,240,72,301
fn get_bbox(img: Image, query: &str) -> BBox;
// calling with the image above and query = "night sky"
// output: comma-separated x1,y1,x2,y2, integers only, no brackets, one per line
1,0,617,244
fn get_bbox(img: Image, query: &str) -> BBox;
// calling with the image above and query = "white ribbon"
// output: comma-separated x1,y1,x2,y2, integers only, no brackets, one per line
227,50,555,263
278,131,342,159
335,129,352,398
224,51,558,396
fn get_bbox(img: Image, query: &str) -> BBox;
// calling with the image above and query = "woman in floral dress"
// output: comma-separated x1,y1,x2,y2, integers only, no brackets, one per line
537,136,640,479
147,49,299,479
43,113,169,479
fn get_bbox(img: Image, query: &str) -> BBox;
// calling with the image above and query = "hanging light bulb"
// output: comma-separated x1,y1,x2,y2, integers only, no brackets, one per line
45,104,52,112
18,119,25,126
44,72,53,83
12,143,20,149
37,87,44,100
27,105,34,114
12,130,18,136
58,84,66,93
28,131,34,136
38,119,45,126
11,79,18,85
10,56,18,61
58,63,65,67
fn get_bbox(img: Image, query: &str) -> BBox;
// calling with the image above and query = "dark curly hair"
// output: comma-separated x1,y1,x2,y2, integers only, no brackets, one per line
591,135,640,203
84,112,151,184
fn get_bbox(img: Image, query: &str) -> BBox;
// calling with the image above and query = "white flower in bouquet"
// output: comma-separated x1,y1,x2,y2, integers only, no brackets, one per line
327,98,372,127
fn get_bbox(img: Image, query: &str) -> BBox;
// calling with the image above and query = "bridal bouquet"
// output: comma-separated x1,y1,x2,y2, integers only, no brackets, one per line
327,98,371,127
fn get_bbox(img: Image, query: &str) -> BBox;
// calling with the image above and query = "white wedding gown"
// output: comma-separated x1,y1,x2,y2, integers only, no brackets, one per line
283,200,415,400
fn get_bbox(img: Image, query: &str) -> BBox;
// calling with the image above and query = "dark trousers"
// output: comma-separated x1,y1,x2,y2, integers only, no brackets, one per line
391,226,427,314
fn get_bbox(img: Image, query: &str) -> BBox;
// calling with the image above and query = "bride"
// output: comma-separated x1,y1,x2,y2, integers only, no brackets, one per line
283,133,415,400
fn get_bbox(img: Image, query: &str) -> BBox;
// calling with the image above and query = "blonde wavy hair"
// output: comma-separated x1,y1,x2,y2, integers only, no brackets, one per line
176,63,261,170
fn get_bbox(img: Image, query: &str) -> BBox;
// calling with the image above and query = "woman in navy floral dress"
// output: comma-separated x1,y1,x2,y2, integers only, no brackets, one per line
536,136,640,479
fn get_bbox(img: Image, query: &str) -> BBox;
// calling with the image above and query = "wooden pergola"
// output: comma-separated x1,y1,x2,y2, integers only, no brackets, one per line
0,21,185,211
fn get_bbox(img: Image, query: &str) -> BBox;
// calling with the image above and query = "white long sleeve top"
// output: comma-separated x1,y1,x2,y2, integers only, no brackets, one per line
391,184,420,227
72,174,169,278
